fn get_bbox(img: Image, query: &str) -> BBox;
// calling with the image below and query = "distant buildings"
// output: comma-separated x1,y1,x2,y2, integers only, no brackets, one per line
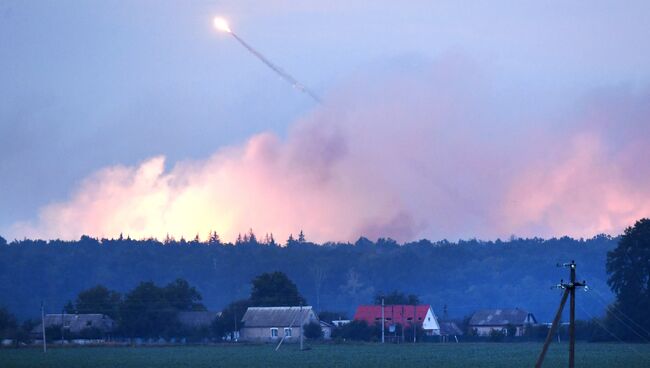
32,313,115,339
468,308,537,336
177,311,221,330
353,304,441,336
239,306,318,342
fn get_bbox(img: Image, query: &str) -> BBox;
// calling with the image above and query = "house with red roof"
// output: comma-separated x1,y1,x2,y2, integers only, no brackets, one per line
353,304,441,336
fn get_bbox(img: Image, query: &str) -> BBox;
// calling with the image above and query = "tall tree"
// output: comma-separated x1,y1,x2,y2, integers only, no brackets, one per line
120,281,176,338
0,307,17,334
164,278,205,311
250,271,306,306
606,218,650,341
213,299,251,339
75,285,122,318
208,231,221,245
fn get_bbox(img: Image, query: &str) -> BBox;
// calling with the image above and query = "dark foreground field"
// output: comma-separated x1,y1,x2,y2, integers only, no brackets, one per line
1,343,649,368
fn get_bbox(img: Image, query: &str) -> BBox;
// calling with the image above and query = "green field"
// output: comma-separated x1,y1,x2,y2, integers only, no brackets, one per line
1,343,649,368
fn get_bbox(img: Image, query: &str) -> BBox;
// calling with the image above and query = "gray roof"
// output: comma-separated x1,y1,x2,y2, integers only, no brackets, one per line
439,321,463,336
242,306,317,327
469,309,536,327
36,314,115,333
177,311,221,328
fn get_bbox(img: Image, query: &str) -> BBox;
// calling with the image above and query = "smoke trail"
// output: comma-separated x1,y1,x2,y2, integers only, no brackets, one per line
230,32,321,103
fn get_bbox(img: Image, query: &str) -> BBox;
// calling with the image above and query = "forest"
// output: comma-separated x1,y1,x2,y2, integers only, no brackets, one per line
0,232,616,323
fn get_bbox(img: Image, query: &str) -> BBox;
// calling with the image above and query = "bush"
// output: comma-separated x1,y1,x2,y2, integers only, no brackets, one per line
78,327,103,340
303,322,323,340
489,328,506,342
331,320,376,341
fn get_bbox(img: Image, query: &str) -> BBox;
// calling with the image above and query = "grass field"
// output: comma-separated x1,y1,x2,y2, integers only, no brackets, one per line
1,343,649,368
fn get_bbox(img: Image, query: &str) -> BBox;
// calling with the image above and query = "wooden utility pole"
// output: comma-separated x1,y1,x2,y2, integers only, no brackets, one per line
299,304,304,351
413,303,416,343
41,301,47,353
535,261,586,368
381,298,385,343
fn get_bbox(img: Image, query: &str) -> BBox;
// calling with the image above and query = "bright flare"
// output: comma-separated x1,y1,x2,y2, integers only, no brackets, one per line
213,17,231,33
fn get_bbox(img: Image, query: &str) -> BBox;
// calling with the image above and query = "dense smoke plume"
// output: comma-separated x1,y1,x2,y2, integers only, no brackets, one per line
12,58,650,242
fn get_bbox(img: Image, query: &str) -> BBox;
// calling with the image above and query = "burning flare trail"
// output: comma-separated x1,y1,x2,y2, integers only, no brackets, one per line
213,17,321,103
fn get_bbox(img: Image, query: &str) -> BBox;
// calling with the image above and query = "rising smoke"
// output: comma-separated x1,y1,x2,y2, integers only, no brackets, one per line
11,57,650,243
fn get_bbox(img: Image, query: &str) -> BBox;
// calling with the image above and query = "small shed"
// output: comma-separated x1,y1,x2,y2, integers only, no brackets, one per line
439,321,463,342
319,320,333,339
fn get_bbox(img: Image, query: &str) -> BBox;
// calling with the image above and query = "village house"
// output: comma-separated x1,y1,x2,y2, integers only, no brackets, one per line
239,306,318,342
468,308,537,336
353,305,441,336
32,313,115,339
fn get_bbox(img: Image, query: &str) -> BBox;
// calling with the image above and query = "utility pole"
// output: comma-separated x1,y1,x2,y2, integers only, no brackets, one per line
41,301,47,353
381,298,385,344
299,304,304,351
233,311,238,342
413,303,416,343
61,307,66,343
401,305,405,343
535,260,586,368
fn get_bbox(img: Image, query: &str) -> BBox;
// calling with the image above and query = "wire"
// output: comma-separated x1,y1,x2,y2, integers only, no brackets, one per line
582,292,650,343
577,271,650,340
577,303,649,361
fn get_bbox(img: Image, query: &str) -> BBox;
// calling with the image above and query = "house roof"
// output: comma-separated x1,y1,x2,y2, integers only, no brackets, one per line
439,321,463,336
177,311,221,328
469,309,536,326
242,306,316,327
353,305,432,327
35,314,115,333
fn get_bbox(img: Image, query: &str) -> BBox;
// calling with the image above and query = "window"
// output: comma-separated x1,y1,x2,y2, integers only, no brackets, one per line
270,328,278,338
284,328,292,337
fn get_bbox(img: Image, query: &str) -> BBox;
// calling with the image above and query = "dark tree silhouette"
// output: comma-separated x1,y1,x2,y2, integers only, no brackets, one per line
303,321,323,339
164,278,206,311
250,271,306,307
74,285,122,318
0,306,17,334
213,299,251,339
606,218,650,341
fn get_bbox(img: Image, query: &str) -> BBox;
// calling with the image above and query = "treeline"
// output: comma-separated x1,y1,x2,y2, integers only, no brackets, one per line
0,232,616,324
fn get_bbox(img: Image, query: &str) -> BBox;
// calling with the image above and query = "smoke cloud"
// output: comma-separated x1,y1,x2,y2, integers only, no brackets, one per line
11,57,650,243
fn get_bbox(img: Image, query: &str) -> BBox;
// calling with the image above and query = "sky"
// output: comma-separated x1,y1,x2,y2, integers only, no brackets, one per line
1,1,650,243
